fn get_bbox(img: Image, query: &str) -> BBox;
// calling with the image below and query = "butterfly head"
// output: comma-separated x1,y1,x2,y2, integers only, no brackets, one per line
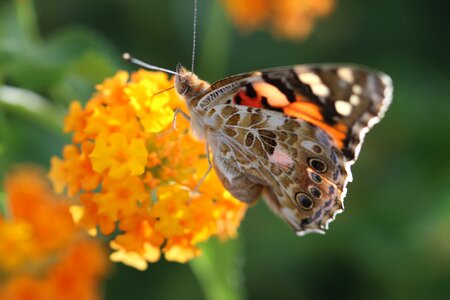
175,64,211,101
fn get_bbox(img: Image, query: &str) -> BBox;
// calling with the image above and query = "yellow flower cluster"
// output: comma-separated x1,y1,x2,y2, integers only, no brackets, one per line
221,0,335,40
49,70,247,270
0,167,108,300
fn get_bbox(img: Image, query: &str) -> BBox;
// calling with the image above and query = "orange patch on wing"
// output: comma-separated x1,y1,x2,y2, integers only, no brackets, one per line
288,101,323,121
253,82,290,107
284,102,347,148
334,122,348,133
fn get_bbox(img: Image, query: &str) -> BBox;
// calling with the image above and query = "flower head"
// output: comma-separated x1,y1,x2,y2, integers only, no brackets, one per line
0,166,108,300
49,69,248,270
221,0,335,40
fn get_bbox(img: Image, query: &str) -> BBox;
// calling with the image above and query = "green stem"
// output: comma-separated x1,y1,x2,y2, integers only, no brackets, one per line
0,89,12,185
0,191,11,220
0,101,10,162
190,239,245,300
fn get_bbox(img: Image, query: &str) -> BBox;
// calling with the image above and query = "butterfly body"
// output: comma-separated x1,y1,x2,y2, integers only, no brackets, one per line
175,64,392,235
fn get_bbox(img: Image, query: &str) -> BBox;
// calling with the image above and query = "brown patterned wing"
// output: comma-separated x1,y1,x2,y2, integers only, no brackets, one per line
204,104,350,235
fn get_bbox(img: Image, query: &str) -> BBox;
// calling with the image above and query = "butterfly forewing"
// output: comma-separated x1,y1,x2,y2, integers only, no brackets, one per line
200,65,392,164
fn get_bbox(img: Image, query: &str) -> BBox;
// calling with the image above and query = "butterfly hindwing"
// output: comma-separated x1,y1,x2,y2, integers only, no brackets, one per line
204,104,348,234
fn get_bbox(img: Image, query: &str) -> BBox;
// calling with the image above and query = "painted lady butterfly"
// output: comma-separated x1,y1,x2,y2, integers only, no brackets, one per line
124,0,392,235
173,64,392,235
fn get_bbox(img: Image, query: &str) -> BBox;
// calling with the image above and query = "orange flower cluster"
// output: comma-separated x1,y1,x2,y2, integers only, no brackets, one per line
49,70,247,270
221,0,335,40
0,167,108,300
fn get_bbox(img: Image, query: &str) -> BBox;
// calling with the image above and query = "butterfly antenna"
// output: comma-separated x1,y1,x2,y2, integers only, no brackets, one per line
191,0,198,73
122,53,182,77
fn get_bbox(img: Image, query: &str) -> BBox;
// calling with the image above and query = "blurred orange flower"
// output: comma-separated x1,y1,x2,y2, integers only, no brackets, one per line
0,167,108,300
49,70,248,270
221,0,336,40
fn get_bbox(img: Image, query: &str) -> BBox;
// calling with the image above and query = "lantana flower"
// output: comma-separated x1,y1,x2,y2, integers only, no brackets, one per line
49,69,248,270
221,0,335,40
0,167,108,300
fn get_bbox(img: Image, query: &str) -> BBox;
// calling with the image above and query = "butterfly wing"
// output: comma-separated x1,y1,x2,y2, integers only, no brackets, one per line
199,65,392,164
204,105,348,234
195,65,392,234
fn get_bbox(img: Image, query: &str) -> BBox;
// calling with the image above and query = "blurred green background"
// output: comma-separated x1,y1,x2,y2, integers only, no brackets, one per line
1,0,450,299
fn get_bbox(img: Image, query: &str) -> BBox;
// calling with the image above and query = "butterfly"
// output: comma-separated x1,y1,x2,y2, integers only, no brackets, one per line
172,64,392,236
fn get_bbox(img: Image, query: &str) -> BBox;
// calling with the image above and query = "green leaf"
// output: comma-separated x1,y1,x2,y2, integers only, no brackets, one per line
0,1,119,95
0,85,63,133
45,27,120,102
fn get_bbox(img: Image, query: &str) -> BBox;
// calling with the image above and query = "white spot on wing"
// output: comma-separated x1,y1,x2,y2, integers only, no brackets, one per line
337,68,354,83
298,72,322,85
350,94,360,106
335,100,352,116
310,84,330,97
352,85,362,94
298,72,330,97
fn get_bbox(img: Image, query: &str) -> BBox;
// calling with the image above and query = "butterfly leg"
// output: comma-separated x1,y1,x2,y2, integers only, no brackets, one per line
173,108,190,130
191,142,213,197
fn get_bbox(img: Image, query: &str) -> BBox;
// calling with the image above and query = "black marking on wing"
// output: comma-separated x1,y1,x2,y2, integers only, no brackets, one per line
234,94,242,105
245,84,257,98
262,72,296,102
341,128,354,160
287,69,322,104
